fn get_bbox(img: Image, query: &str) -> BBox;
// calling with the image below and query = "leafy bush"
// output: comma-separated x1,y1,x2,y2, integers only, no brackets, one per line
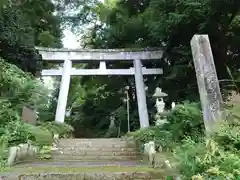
0,58,49,110
174,125,240,179
127,126,173,152
38,146,52,160
0,58,53,146
128,98,240,179
0,136,8,170
127,102,203,152
0,120,53,169
0,99,21,126
165,102,204,141
225,91,240,125
0,58,53,168
2,121,53,147
37,121,74,138
172,92,240,179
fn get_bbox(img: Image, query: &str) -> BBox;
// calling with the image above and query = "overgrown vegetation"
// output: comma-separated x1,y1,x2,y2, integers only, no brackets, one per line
38,121,74,138
49,0,240,138
0,0,239,178
0,0,75,170
127,92,240,179
0,59,73,170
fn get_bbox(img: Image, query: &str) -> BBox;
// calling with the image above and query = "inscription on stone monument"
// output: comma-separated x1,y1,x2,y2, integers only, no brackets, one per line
191,34,224,133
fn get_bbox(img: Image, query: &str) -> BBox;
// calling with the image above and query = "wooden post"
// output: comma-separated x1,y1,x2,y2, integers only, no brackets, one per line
190,35,224,133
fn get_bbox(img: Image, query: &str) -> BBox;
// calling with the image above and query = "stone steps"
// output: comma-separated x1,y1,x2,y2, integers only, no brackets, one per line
59,138,128,144
18,172,162,180
51,155,140,161
51,138,140,162
58,141,134,148
53,151,139,156
7,138,178,180
58,144,133,148
56,147,137,152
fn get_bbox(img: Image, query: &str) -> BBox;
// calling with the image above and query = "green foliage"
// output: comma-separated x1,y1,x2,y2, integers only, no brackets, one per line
0,136,8,169
128,98,240,179
0,0,62,74
128,102,203,152
38,146,52,160
0,0,63,169
0,58,49,110
165,102,204,141
172,93,240,179
0,58,52,147
127,126,173,153
174,125,240,179
56,0,239,139
0,99,21,126
38,121,74,138
2,121,53,147
0,120,53,169
225,91,240,124
104,124,118,138
68,77,134,138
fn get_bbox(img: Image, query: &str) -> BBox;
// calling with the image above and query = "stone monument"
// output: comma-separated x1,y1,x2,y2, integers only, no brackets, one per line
21,106,37,125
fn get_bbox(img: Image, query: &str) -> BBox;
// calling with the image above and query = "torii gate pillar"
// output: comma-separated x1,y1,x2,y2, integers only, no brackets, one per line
134,59,149,128
55,59,72,123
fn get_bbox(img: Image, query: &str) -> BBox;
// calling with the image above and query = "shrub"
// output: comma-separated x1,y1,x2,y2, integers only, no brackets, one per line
127,102,203,152
0,99,21,127
0,58,49,110
0,59,56,169
173,92,240,179
38,121,74,138
2,120,53,147
165,102,204,141
225,91,240,125
127,126,173,152
0,58,52,147
173,126,240,179
0,136,8,170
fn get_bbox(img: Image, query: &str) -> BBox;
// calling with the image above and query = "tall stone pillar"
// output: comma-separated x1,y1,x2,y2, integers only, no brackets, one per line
134,59,149,128
191,35,224,133
55,59,72,123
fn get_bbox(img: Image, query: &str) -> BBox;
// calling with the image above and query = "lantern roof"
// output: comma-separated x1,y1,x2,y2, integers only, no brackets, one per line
153,87,168,98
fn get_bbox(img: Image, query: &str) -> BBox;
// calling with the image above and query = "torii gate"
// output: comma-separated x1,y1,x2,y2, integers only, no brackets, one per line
37,47,163,128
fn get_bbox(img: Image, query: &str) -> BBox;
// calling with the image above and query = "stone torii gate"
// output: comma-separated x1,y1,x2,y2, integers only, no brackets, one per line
37,47,163,128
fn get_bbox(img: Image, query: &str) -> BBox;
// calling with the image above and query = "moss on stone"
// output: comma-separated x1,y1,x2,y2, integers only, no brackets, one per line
10,165,178,179
12,166,152,173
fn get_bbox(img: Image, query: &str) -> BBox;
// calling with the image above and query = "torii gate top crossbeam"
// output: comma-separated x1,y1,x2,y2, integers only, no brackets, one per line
36,47,163,62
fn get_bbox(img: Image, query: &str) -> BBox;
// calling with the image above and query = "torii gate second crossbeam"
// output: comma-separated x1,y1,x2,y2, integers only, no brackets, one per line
37,47,164,129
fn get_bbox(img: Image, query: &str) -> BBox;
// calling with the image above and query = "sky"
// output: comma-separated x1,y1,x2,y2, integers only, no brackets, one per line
62,28,79,49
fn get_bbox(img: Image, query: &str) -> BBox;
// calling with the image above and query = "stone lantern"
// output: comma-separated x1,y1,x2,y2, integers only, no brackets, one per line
153,87,169,126
153,87,168,113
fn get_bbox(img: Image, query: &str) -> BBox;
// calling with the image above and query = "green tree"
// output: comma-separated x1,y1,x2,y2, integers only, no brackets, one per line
50,0,240,136
0,0,63,74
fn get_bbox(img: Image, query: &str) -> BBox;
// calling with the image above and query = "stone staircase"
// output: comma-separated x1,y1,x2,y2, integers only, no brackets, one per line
51,138,141,162
4,138,177,179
